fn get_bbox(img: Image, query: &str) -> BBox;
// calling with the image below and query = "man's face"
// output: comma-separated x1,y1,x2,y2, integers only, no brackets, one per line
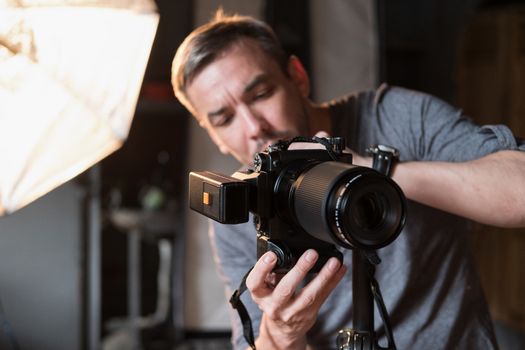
185,39,312,165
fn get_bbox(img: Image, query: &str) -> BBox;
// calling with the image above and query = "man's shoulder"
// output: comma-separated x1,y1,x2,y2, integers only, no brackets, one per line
328,83,418,111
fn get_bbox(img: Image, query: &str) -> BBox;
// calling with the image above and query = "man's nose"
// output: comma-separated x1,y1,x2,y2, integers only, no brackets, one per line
239,105,269,139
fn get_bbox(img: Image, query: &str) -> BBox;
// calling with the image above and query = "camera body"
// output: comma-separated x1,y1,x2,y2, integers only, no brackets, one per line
189,137,406,273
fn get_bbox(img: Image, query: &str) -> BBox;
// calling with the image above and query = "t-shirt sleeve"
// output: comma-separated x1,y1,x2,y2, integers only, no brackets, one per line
209,219,261,350
369,85,525,161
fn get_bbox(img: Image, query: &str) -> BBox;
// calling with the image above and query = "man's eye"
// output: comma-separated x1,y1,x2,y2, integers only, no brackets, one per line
211,114,233,127
253,87,273,101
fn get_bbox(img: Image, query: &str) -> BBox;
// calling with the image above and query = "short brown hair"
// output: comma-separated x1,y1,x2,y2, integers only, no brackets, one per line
171,10,288,116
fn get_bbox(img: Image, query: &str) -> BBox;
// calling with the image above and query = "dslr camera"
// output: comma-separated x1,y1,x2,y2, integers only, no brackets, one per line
189,137,406,273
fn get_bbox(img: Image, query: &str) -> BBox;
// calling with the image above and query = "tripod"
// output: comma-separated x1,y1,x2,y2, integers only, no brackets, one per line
336,250,396,350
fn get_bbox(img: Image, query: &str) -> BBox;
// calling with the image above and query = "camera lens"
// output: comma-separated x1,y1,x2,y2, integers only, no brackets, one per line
290,161,406,250
352,192,385,231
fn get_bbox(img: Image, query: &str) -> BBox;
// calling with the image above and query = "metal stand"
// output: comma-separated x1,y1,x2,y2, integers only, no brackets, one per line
105,209,177,350
87,165,101,350
336,251,395,350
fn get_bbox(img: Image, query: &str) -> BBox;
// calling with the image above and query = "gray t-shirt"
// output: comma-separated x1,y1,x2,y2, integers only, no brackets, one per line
209,85,525,349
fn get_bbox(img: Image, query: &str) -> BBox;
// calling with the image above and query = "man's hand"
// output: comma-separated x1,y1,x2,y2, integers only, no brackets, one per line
246,250,347,350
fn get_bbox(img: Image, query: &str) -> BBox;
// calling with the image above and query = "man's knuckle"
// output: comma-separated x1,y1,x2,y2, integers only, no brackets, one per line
245,276,256,291
265,306,278,320
280,312,292,324
301,293,315,308
246,276,266,295
317,271,331,285
295,260,311,274
277,286,294,299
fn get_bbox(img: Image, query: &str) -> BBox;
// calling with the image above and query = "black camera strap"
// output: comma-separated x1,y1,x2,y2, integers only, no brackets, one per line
229,267,256,350
362,250,397,349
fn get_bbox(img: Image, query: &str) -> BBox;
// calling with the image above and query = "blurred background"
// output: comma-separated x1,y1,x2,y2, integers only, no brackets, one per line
0,0,524,349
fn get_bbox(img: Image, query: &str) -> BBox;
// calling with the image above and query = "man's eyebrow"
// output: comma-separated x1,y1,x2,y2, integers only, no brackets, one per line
206,74,269,120
244,74,269,94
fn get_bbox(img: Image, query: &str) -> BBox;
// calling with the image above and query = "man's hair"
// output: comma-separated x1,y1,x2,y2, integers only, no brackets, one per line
171,10,288,116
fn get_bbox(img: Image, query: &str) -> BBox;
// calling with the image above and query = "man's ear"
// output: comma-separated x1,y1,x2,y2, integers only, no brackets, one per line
287,55,310,97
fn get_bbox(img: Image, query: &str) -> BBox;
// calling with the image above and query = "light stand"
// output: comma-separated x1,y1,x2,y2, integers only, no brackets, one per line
0,3,158,349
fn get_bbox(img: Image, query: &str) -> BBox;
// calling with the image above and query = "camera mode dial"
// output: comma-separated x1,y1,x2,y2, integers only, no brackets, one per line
253,153,265,172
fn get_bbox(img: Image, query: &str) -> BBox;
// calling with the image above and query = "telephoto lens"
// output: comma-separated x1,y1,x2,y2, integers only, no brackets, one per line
279,161,406,250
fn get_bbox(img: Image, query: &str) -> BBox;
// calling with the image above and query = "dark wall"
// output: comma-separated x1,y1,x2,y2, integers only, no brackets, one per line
379,0,525,104
379,0,482,103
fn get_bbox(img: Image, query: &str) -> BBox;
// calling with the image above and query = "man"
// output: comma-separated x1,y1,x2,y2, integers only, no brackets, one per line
171,12,525,350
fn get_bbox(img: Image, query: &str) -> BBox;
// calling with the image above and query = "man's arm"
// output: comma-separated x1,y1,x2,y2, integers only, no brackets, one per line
355,150,525,228
394,150,525,227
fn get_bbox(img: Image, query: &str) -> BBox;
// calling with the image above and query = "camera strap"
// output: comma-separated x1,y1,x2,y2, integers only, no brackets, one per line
229,267,256,350
362,250,397,349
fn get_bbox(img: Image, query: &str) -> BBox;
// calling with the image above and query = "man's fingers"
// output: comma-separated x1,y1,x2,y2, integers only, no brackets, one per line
247,250,346,321
246,251,278,296
316,258,348,300
288,257,347,315
314,131,330,138
272,250,319,303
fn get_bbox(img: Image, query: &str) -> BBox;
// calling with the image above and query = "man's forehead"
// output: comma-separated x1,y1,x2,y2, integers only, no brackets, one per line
188,51,277,113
